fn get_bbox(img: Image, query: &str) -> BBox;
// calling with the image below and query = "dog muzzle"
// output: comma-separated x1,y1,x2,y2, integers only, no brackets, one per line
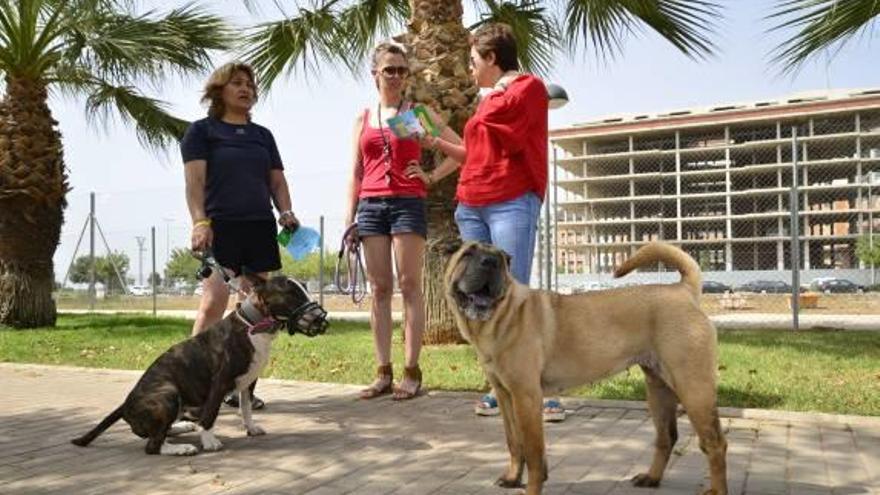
287,301,329,337
280,278,329,337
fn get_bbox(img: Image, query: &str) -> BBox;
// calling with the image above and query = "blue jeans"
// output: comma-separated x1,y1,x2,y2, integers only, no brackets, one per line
454,192,541,284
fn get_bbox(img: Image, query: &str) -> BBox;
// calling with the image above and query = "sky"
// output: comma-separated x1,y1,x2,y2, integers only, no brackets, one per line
49,0,880,285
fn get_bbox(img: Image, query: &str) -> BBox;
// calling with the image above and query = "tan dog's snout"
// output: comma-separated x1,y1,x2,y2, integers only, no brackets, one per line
448,242,511,321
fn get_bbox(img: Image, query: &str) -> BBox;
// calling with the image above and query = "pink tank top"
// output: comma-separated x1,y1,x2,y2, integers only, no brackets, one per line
358,107,425,198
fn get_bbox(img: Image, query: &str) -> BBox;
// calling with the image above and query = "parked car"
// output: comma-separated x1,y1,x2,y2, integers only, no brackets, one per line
572,281,611,293
702,280,732,294
128,285,152,296
809,278,864,294
736,280,792,294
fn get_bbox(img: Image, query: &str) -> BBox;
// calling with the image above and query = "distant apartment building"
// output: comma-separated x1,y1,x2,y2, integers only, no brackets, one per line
548,88,880,286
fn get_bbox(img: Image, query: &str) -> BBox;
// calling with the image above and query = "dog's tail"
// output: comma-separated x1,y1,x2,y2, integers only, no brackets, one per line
614,242,701,298
71,404,124,447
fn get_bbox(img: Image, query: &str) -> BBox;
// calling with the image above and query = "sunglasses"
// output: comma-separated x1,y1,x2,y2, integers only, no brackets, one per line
379,66,410,78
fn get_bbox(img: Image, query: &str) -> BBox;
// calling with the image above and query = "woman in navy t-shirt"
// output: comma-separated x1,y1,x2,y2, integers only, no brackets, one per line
180,62,298,409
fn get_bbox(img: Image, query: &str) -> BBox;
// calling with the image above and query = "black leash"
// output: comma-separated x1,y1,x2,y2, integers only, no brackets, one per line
194,249,248,297
336,224,367,304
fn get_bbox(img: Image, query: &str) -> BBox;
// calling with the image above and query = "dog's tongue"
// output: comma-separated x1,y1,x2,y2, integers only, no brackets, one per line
468,293,493,307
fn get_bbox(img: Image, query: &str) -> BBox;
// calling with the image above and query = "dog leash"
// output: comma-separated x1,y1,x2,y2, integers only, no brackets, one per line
336,223,367,304
194,249,249,298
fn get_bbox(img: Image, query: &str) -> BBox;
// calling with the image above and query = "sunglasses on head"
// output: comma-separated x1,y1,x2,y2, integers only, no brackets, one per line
380,66,410,78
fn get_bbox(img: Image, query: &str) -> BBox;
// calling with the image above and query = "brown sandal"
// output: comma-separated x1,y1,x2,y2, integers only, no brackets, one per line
360,364,393,399
392,365,422,400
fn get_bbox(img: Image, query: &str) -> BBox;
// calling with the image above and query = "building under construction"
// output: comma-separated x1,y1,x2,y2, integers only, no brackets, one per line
549,89,880,287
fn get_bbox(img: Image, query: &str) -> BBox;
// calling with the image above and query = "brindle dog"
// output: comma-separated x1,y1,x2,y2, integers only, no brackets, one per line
71,275,327,455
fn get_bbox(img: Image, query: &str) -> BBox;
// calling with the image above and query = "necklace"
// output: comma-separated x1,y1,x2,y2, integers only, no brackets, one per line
376,100,406,186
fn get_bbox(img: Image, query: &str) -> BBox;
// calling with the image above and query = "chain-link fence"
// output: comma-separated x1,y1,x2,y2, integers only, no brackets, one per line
53,187,357,311
548,109,880,322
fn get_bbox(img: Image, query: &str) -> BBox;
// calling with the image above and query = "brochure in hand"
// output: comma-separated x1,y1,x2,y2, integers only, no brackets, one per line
277,226,321,261
385,104,440,139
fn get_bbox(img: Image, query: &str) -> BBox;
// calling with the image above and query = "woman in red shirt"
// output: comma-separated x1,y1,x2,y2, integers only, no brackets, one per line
408,24,565,422
345,42,461,400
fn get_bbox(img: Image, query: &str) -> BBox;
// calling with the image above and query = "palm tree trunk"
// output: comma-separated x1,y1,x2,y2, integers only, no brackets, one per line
0,77,67,328
404,0,476,344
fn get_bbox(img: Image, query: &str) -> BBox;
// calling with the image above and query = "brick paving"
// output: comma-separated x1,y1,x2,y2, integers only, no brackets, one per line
1,363,877,495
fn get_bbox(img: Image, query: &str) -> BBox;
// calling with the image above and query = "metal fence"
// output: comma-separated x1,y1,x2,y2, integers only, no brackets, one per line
544,112,880,325
53,187,350,311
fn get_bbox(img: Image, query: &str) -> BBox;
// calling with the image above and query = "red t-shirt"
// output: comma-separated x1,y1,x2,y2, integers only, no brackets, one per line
359,108,425,198
456,74,548,206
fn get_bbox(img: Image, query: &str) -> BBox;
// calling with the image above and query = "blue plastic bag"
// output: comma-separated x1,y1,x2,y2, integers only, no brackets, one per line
278,226,321,260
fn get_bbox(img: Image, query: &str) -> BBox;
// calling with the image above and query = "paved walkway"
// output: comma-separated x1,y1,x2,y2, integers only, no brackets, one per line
61,309,880,331
1,363,877,495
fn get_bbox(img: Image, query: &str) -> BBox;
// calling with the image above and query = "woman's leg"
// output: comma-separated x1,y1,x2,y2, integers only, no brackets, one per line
484,193,541,285
454,203,492,243
390,233,425,398
191,269,229,336
360,235,395,394
456,203,500,411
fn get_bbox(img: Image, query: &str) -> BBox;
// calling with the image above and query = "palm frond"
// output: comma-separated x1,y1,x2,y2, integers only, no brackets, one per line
335,0,410,62
768,0,880,74
63,3,231,85
562,0,722,61
470,0,560,76
83,78,190,151
240,0,354,90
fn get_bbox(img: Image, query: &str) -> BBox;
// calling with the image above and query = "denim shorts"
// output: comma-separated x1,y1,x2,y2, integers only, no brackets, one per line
356,196,427,238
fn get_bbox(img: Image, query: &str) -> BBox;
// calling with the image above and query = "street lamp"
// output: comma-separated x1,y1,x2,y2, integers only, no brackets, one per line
546,83,570,110
545,83,570,290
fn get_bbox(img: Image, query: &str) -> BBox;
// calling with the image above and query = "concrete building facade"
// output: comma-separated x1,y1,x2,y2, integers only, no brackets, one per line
549,89,880,288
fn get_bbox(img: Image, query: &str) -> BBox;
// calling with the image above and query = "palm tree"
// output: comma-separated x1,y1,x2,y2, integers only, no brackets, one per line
0,0,230,328
770,0,880,73
241,0,723,343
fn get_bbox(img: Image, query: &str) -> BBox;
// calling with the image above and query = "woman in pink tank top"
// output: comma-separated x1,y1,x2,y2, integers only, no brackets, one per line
344,42,461,400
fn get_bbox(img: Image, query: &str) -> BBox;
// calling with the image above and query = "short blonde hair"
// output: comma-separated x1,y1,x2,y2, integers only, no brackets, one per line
201,62,258,119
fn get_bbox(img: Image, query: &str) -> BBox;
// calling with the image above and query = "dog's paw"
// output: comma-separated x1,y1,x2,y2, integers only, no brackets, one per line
246,424,266,437
631,473,661,487
495,476,525,489
167,421,198,437
160,442,198,456
199,430,224,452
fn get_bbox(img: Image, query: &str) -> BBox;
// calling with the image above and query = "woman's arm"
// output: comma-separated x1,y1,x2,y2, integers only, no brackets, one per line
269,170,298,228
424,107,466,161
184,159,212,251
345,113,366,227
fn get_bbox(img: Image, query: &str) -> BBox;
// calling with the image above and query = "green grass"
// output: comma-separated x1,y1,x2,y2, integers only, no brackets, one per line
1,314,878,416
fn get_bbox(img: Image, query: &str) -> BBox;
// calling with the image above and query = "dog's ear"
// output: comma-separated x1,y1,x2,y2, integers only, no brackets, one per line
241,269,268,292
500,250,512,267
434,237,463,257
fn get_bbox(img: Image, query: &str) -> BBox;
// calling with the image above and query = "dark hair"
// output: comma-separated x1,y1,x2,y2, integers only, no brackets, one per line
201,62,258,119
470,23,519,72
371,41,409,70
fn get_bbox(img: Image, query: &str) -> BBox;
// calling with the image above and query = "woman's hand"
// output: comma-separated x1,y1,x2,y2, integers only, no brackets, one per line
344,223,360,249
420,133,439,151
191,222,213,253
405,160,431,186
278,210,300,230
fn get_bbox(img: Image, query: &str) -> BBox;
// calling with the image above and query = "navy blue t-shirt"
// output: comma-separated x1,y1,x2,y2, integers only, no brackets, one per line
180,117,283,221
